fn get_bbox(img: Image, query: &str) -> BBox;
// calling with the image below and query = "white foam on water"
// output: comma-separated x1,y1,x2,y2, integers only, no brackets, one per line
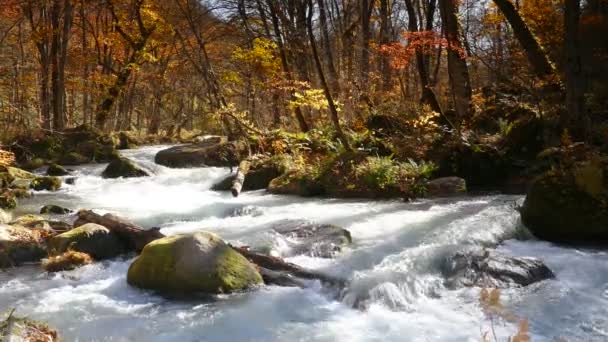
2,145,606,341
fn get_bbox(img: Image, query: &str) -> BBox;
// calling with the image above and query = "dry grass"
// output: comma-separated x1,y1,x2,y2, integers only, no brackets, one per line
0,149,15,166
42,250,93,272
480,288,531,342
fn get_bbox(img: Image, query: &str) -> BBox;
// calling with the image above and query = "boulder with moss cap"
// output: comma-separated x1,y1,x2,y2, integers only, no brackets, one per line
127,231,263,294
48,223,127,259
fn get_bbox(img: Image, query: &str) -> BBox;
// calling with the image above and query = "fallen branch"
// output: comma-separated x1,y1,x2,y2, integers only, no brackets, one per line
231,160,250,197
232,246,346,288
75,210,164,252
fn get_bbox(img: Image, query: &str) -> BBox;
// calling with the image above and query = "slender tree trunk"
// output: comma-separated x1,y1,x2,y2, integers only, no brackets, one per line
379,0,391,90
359,0,372,86
564,0,587,138
405,0,443,114
439,0,472,121
307,0,350,150
267,0,309,132
492,0,555,79
317,0,340,93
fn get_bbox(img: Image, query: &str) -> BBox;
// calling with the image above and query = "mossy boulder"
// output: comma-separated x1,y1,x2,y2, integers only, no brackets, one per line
127,232,263,294
212,157,283,192
154,139,247,168
40,204,72,215
0,166,36,183
0,313,59,341
0,224,47,268
48,223,127,260
20,157,47,171
267,171,324,197
0,195,16,210
46,163,69,176
426,177,467,198
521,157,608,243
30,176,62,191
115,131,139,150
101,157,149,178
58,152,89,165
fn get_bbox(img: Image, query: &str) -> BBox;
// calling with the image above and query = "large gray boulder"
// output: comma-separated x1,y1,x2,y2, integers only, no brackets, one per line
155,140,247,168
47,223,127,260
101,157,149,178
442,249,554,288
521,157,608,243
127,231,263,294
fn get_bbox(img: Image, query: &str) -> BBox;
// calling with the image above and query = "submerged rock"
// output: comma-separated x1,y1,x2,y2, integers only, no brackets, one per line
46,163,69,176
212,157,283,192
154,139,247,168
442,249,554,288
521,157,608,243
48,223,127,260
127,231,263,294
257,220,352,258
0,224,47,268
40,204,72,215
101,157,149,178
0,312,59,341
30,176,62,191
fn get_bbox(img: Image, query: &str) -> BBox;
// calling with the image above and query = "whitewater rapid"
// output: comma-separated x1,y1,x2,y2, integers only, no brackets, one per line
1,145,607,341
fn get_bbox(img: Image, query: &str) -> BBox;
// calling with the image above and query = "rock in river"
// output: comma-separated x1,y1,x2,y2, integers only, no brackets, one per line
127,231,263,294
101,157,149,178
442,249,554,288
154,140,247,168
0,224,47,268
48,223,127,260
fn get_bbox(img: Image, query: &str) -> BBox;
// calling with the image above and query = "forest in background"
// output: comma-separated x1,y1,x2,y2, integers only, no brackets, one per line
0,0,606,144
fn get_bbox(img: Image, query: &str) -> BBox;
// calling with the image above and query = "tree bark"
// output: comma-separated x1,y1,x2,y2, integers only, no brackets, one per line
564,0,587,138
231,160,251,197
439,0,472,121
492,0,555,79
307,0,351,150
317,0,340,93
405,0,443,114
75,210,165,253
267,0,310,132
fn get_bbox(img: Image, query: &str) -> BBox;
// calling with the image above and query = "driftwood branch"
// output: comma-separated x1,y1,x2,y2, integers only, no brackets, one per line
75,210,165,252
232,246,345,288
231,160,250,197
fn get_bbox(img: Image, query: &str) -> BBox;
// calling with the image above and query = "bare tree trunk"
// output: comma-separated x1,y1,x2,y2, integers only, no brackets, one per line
564,0,587,138
492,0,555,79
379,0,391,90
307,0,351,150
267,0,309,132
359,0,372,86
405,0,443,114
439,0,472,121
317,0,340,93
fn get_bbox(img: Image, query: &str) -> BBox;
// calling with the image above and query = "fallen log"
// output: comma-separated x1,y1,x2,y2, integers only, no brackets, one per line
75,210,165,252
231,160,250,197
232,246,346,288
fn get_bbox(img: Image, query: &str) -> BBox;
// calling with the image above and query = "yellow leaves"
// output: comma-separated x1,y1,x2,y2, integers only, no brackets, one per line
289,88,337,112
231,38,281,78
480,287,531,342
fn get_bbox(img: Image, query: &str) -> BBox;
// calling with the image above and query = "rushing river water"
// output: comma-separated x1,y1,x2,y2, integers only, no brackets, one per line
1,145,607,341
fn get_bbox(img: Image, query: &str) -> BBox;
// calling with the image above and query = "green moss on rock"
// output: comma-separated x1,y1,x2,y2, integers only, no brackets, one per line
30,176,62,191
127,232,263,294
521,158,608,243
101,157,149,178
46,163,69,176
48,223,127,260
0,196,16,210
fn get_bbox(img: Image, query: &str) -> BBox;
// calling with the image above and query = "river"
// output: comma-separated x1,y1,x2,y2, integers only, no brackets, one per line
1,145,607,341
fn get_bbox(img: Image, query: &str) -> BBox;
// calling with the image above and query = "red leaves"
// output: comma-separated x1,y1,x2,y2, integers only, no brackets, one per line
376,30,466,70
